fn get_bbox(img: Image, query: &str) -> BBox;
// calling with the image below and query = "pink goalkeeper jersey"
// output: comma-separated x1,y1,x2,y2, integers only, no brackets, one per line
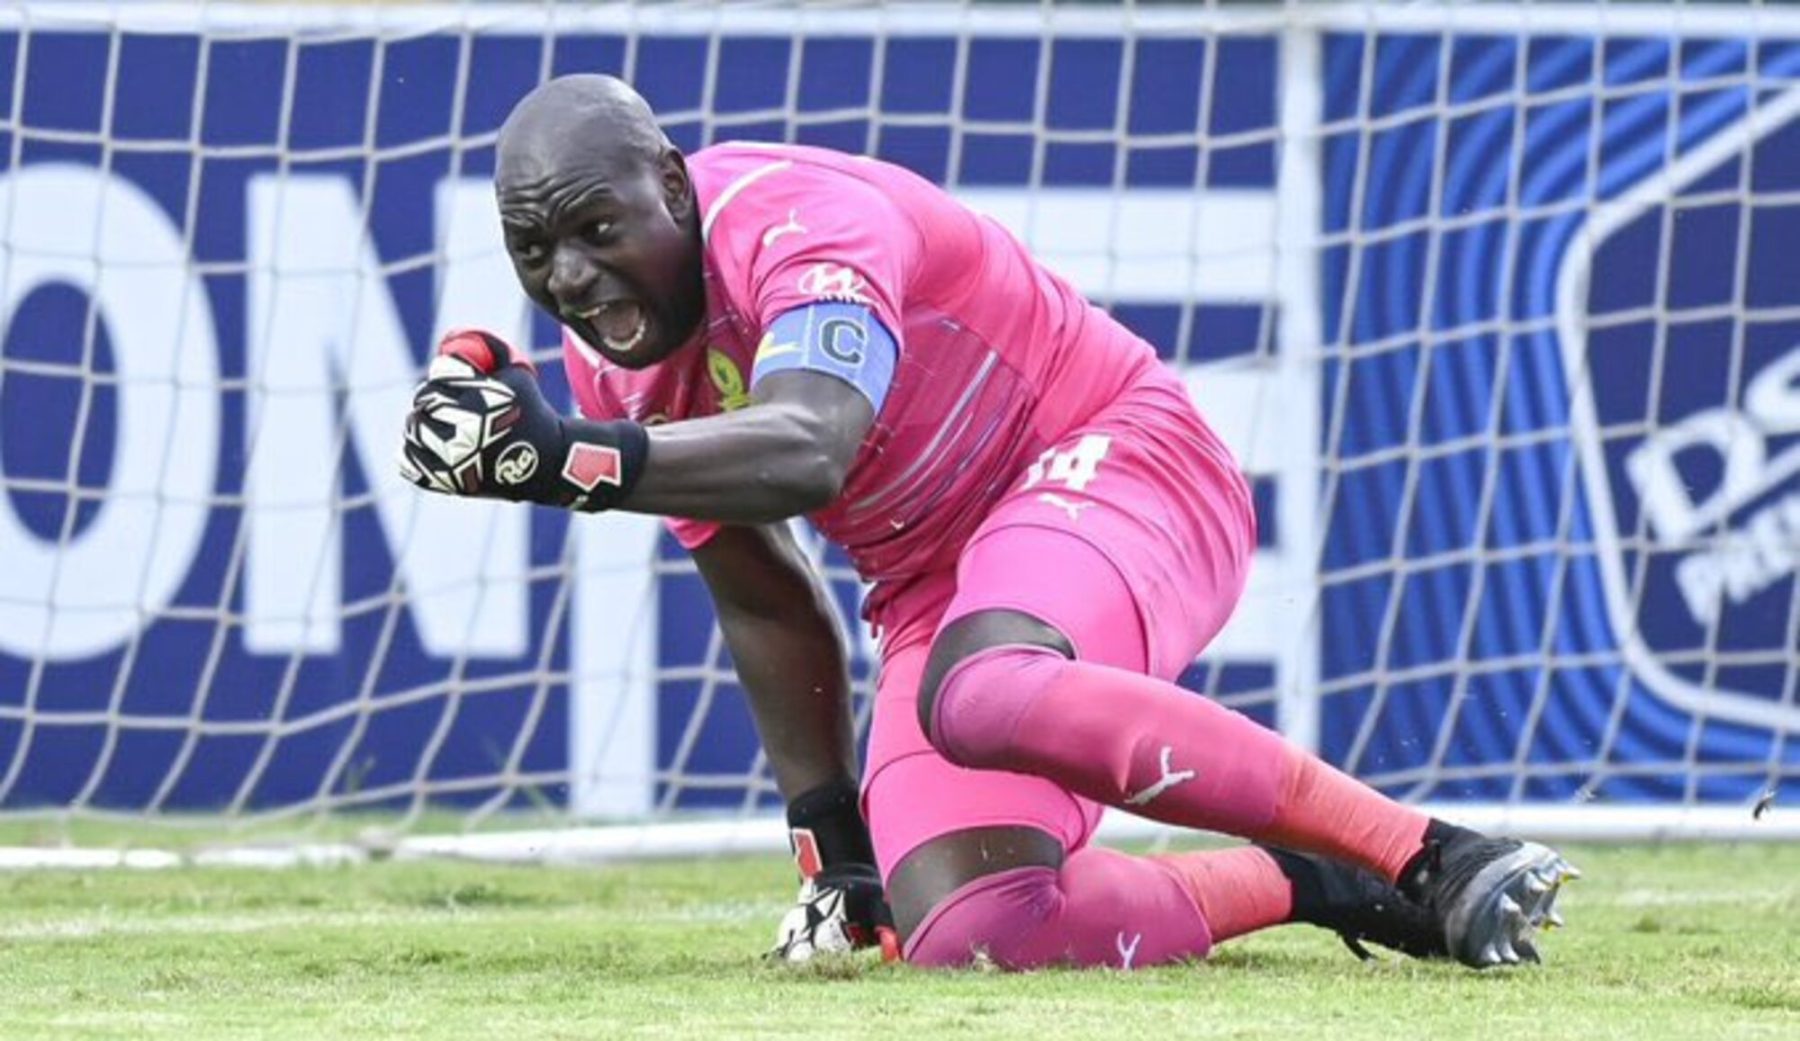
564,143,1161,598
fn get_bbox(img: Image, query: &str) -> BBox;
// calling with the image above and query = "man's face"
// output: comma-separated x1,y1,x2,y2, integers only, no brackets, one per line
497,138,704,369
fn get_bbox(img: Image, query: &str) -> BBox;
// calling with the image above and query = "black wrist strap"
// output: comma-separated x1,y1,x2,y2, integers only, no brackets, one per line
558,418,649,511
786,778,876,876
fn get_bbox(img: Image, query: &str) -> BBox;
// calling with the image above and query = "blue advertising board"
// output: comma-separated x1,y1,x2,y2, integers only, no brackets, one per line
1319,31,1800,804
0,8,1794,815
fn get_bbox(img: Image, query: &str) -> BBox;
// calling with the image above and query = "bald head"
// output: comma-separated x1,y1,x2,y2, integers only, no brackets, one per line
498,75,671,181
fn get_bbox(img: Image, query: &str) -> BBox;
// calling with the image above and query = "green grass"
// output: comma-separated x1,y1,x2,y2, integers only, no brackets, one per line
0,844,1795,1040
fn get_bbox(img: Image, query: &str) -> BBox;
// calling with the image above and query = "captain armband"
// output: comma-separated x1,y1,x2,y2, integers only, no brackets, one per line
750,302,899,412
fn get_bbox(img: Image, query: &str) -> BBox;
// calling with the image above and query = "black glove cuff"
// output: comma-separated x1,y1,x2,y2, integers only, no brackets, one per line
558,417,650,512
786,778,876,875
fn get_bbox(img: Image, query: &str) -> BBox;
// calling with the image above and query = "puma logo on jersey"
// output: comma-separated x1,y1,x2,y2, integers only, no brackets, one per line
1038,492,1094,522
1124,746,1197,806
761,209,806,247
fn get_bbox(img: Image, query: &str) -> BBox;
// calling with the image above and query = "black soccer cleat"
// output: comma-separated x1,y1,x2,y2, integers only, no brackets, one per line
1261,846,1448,961
1400,828,1579,969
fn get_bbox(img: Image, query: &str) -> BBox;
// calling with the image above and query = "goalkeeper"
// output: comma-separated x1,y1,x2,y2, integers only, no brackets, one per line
401,75,1576,970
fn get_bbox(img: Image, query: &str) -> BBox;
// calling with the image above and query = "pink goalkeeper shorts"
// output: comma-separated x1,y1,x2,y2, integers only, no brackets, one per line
859,369,1257,882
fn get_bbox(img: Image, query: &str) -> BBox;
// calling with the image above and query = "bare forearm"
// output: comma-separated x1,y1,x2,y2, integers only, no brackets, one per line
694,525,860,798
717,599,858,795
618,371,873,525
622,405,840,524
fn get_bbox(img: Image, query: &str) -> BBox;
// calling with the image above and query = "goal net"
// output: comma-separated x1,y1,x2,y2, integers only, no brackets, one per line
2,1,1796,863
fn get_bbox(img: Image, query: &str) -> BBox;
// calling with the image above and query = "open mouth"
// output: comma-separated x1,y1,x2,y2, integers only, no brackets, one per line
579,301,648,356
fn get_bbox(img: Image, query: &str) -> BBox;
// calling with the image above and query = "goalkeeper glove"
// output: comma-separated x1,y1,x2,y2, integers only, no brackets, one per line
398,329,648,512
768,780,900,963
770,861,900,963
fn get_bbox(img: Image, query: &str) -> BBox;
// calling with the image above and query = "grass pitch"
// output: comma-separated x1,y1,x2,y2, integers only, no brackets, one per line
0,843,1795,1040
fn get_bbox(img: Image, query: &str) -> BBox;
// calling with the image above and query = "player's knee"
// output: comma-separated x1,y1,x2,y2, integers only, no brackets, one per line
905,848,1213,969
920,643,1066,769
917,611,1072,766
903,865,1061,968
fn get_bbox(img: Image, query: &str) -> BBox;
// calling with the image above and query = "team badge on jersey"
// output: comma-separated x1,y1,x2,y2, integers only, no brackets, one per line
707,347,751,411
1560,96,1800,733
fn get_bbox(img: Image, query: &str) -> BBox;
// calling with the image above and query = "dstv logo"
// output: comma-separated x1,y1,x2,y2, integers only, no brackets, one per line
1558,90,1800,732
1626,344,1800,626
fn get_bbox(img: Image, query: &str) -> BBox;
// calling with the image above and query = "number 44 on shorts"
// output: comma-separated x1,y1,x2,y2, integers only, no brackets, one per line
1025,434,1112,492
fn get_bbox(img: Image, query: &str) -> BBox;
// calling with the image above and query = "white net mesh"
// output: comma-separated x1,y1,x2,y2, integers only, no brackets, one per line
1,2,1796,851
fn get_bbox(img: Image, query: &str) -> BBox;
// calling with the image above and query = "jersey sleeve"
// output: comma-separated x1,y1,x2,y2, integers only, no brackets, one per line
562,328,720,551
711,168,917,366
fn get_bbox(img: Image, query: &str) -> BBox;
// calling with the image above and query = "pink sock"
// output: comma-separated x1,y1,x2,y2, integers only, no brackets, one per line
1153,845,1294,943
1257,746,1430,883
905,846,1213,969
932,645,1430,882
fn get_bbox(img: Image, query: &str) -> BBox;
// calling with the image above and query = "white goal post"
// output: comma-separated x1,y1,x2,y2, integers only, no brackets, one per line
1,1,1797,869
